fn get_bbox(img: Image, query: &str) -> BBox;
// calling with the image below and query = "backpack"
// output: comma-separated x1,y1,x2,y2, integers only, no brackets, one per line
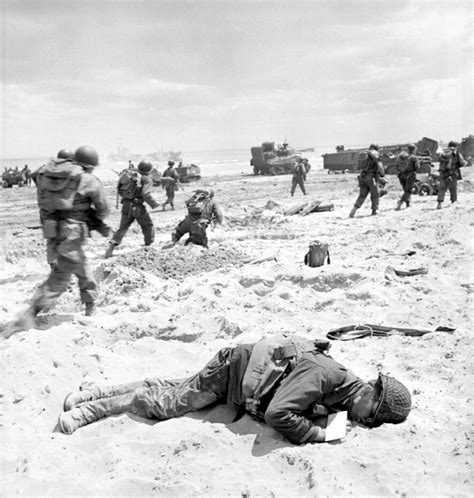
36,159,83,214
242,334,331,416
304,240,330,267
117,170,141,200
186,190,210,215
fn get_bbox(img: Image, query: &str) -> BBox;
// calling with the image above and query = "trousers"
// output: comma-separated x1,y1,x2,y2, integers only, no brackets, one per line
398,173,416,204
173,214,210,248
437,177,457,203
66,348,233,429
291,177,306,195
354,175,380,210
112,200,155,246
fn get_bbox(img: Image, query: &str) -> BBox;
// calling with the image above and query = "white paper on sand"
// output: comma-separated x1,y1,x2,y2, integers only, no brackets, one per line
324,411,348,442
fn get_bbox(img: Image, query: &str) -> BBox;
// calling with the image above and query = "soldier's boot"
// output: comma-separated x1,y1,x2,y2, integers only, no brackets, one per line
85,302,95,317
371,209,377,216
436,202,442,210
406,201,410,208
349,206,357,218
104,242,116,259
395,200,403,211
170,202,175,210
58,393,134,434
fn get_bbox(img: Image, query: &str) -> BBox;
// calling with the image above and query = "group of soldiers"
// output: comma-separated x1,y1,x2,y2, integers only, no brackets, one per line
6,146,223,333
3,144,415,446
349,140,466,217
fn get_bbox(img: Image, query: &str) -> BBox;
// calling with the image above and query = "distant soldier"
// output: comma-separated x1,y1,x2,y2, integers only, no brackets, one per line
349,144,384,218
128,160,135,170
171,189,223,248
105,160,160,258
22,164,32,186
291,158,307,196
436,141,467,209
161,161,181,210
11,146,109,333
395,144,419,210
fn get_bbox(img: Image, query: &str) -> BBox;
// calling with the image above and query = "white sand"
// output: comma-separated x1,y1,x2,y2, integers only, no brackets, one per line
0,167,472,496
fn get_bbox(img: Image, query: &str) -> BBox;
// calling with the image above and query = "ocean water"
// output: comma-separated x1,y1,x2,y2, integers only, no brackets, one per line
1,147,329,184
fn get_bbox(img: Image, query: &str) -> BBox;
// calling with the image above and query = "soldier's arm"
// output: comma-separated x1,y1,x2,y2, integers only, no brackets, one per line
212,202,224,224
458,152,467,168
141,177,159,209
89,177,110,220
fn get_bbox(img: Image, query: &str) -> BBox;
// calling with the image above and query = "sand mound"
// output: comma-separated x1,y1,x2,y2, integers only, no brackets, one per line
109,244,249,280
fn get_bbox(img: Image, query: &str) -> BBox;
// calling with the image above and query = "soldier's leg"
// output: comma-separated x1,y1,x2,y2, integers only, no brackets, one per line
299,179,307,195
172,216,192,243
437,178,448,207
400,176,413,204
111,209,135,246
354,182,369,209
74,247,97,309
449,179,457,202
136,209,155,245
188,220,209,248
291,178,297,196
369,179,380,212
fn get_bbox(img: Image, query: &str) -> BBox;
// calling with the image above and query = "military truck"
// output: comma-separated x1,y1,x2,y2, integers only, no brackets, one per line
322,137,438,174
250,141,301,175
2,168,25,188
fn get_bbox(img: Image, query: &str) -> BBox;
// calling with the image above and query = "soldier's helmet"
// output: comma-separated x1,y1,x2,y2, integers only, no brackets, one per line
168,161,175,167
138,160,153,174
448,141,459,148
57,149,75,160
75,146,99,167
369,144,379,151
398,151,409,160
366,374,411,428
407,144,416,153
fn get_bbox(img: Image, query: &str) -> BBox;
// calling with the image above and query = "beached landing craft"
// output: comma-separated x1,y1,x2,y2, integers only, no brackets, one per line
250,141,302,175
322,137,438,174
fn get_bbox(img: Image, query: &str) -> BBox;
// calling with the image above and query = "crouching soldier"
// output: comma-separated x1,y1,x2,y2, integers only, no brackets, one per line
58,334,412,444
171,189,223,248
105,160,159,258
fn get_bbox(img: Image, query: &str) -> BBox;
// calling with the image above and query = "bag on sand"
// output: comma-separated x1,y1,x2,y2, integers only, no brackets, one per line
37,159,83,213
186,190,210,215
117,170,141,200
304,240,330,267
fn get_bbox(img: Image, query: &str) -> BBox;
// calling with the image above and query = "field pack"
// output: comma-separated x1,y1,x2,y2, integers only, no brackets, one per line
186,190,210,215
37,159,83,214
117,170,141,200
304,240,331,267
242,334,330,416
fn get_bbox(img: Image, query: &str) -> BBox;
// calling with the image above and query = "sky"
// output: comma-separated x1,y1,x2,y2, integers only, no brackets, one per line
1,0,473,158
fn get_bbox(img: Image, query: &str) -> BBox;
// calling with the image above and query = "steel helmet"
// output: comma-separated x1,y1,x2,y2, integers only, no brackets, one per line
138,160,153,174
366,374,411,428
398,151,409,160
407,144,416,153
168,160,175,167
75,146,99,167
57,149,75,159
369,144,379,151
448,141,459,148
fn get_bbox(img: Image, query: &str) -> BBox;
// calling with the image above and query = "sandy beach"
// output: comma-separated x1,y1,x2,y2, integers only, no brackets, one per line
0,166,472,496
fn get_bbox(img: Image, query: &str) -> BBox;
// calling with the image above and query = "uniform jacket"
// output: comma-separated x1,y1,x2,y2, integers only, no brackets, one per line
136,174,159,209
439,148,467,180
360,150,384,178
202,199,224,224
397,153,419,177
293,163,307,181
229,345,364,445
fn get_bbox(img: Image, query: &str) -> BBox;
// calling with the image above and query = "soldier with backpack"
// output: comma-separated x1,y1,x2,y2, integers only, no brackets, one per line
58,333,412,443
161,161,181,211
291,158,307,196
395,144,420,211
170,189,223,248
436,141,467,209
105,160,160,258
7,146,110,335
349,144,385,218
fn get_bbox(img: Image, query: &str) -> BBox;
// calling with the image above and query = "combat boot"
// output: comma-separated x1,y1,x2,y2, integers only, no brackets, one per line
104,242,116,259
371,209,377,216
395,200,402,211
349,207,357,218
436,202,442,210
85,302,95,316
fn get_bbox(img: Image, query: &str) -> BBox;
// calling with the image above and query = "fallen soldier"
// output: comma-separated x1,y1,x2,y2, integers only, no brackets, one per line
59,334,411,443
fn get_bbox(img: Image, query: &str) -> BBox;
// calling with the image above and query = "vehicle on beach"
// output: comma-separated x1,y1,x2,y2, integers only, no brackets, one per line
322,137,438,174
412,171,440,196
250,141,302,175
2,168,25,188
176,163,201,183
